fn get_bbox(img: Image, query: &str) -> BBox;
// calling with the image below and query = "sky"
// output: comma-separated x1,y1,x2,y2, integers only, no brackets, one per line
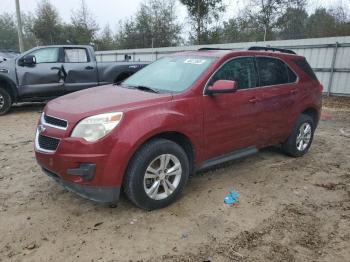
1,0,349,35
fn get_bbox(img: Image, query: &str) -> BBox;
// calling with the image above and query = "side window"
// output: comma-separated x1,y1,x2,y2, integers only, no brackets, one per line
30,48,59,63
64,48,89,63
209,57,258,90
287,66,298,82
257,57,296,86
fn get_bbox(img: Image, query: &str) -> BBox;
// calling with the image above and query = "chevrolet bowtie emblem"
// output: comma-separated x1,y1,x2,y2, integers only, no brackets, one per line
38,125,46,134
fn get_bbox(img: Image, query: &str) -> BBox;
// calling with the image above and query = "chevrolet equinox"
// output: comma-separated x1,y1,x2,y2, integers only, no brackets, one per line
35,47,322,210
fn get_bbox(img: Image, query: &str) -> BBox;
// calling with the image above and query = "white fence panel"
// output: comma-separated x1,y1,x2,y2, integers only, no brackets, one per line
96,36,350,96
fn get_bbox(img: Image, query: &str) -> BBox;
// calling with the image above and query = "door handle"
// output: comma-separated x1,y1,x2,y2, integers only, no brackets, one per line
249,97,259,103
85,66,94,70
51,67,61,70
290,89,298,95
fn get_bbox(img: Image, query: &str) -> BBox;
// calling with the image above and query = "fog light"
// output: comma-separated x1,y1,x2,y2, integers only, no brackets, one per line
67,163,96,181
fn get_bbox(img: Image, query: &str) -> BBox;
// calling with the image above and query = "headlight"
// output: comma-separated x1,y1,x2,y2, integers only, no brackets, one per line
71,112,123,142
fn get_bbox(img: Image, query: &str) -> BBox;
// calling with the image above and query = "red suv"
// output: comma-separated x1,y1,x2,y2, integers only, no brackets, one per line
35,47,322,210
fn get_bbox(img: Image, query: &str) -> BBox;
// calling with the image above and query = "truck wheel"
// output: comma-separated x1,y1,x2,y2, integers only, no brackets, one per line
0,88,12,115
282,114,314,157
123,139,189,210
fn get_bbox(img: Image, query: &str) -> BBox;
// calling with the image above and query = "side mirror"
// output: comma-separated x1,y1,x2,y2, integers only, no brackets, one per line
206,80,238,95
18,55,36,67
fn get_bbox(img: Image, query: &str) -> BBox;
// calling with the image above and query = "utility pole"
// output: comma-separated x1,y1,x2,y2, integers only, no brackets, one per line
15,0,24,52
197,0,201,45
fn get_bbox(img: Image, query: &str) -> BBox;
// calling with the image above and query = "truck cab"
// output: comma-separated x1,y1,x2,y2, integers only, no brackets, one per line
0,45,148,115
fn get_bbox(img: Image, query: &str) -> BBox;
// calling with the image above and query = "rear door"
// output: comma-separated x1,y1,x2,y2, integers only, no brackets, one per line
62,47,98,93
202,56,261,159
255,56,299,146
16,47,65,98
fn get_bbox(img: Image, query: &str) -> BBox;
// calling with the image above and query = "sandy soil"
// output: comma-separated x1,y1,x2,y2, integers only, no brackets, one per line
0,98,349,262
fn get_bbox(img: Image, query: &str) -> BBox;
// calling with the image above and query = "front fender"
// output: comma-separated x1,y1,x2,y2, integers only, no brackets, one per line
0,74,18,100
104,98,203,185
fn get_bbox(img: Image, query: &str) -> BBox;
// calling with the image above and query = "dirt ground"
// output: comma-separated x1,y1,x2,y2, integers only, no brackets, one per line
0,97,349,262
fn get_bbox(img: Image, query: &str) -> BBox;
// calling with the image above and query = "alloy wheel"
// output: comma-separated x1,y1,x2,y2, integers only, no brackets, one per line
296,122,312,151
0,94,4,109
143,154,182,200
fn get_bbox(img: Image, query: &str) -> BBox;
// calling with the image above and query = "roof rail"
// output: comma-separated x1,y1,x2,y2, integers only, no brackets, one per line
248,46,296,55
198,47,232,51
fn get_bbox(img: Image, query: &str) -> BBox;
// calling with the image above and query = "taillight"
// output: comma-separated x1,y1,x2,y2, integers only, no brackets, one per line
319,84,324,92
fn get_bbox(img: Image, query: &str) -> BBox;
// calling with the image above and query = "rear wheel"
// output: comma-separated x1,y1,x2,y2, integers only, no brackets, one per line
123,139,189,210
282,114,314,157
0,88,12,115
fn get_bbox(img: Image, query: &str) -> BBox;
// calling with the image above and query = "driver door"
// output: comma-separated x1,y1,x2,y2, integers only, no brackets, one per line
16,47,65,98
202,56,261,160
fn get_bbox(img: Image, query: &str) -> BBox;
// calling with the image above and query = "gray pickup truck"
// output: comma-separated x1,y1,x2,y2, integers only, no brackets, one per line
0,45,148,115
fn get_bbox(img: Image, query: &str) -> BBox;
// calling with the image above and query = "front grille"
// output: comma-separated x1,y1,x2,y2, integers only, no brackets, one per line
38,134,60,151
44,114,68,129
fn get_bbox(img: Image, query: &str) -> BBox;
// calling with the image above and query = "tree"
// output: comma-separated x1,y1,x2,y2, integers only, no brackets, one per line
329,5,350,37
115,0,182,49
220,14,265,43
22,13,38,50
246,0,306,41
0,13,18,50
180,0,225,44
277,7,308,39
306,8,337,38
94,24,116,51
32,0,63,45
68,0,99,44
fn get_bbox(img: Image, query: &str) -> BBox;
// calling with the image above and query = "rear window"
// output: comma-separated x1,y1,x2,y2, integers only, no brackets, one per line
293,58,318,81
64,48,89,63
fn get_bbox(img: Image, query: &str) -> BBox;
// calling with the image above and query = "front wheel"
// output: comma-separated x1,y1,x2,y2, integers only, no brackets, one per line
0,88,12,115
282,114,315,157
123,139,189,210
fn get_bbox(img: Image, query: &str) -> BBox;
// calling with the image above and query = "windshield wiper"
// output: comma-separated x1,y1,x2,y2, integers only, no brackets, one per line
122,85,159,93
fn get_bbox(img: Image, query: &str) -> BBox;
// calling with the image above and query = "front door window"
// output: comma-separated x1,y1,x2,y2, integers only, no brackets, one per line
30,47,59,64
209,57,258,90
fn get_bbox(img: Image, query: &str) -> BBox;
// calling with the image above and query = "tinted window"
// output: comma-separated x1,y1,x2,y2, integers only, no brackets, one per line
64,48,88,63
257,57,296,86
293,58,318,80
209,57,258,89
287,66,298,82
30,48,59,63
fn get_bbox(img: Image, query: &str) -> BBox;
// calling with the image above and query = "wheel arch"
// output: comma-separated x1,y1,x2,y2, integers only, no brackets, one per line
301,107,319,127
127,131,196,177
0,75,18,102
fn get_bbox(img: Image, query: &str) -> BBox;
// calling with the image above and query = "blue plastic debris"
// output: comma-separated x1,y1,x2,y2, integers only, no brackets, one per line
224,191,240,205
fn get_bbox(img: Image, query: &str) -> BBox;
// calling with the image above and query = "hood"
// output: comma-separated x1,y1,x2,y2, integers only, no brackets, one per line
45,85,173,122
0,59,15,73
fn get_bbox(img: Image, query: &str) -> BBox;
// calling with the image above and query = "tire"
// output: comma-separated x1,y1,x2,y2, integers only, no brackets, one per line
0,88,12,116
282,114,314,157
123,139,190,210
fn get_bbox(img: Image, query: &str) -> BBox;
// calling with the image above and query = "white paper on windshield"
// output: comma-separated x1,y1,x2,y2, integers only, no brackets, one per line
184,59,206,65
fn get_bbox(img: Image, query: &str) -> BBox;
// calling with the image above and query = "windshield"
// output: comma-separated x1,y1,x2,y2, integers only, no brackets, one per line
122,56,216,93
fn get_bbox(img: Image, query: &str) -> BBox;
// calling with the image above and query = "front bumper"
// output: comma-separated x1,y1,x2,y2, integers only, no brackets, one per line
43,168,120,203
35,124,127,203
34,111,135,203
